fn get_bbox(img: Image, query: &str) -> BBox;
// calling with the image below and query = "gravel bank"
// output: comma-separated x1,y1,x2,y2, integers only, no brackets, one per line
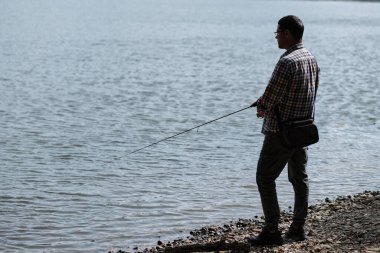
111,191,379,253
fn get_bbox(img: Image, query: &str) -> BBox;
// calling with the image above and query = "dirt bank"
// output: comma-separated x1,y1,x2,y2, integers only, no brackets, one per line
111,190,380,253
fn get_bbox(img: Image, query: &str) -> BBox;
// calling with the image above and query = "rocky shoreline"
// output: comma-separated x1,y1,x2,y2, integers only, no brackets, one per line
111,191,379,253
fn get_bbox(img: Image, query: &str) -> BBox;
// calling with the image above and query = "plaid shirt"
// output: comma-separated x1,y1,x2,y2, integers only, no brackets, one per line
257,43,319,134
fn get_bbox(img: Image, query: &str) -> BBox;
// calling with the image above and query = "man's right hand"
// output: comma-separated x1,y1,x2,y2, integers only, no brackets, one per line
251,98,265,118
256,108,265,118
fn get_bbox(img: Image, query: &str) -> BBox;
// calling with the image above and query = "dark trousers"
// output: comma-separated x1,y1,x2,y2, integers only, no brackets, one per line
256,133,309,230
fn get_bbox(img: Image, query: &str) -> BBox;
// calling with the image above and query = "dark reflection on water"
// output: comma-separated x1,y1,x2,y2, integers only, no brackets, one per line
1,0,379,252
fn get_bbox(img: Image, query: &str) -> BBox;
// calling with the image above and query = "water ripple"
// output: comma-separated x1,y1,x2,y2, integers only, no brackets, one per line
1,0,380,252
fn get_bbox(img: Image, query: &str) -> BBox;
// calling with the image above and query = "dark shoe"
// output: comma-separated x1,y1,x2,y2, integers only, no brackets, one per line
285,225,306,242
247,228,283,246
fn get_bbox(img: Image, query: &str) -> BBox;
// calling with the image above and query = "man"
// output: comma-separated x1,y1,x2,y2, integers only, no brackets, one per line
248,15,319,246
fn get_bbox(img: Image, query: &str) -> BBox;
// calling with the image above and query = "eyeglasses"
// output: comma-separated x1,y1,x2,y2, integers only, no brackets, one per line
274,30,283,36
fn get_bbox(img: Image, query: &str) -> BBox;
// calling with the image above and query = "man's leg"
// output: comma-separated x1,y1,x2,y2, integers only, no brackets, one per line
286,147,309,241
256,134,293,230
288,147,309,224
249,134,293,246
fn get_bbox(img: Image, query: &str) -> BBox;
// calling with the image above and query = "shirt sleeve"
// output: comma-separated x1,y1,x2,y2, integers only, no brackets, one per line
259,58,292,111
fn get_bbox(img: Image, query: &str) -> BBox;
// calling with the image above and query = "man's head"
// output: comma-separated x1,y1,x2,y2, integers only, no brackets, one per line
275,15,304,49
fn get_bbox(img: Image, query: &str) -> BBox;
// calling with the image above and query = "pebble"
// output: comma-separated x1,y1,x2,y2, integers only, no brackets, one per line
110,191,380,253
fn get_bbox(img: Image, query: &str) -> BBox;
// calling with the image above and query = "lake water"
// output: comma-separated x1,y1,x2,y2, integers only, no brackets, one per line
1,0,379,252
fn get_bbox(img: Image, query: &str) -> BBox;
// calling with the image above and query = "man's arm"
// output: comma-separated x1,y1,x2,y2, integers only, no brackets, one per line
256,59,292,114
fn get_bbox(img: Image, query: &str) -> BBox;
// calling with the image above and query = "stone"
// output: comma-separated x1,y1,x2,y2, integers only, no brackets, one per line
111,191,380,253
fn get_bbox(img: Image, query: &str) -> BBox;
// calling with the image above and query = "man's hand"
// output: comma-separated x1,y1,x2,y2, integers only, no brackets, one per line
251,98,265,118
256,107,265,118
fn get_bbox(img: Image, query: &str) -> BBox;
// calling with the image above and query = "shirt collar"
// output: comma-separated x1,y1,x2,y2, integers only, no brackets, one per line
281,43,304,58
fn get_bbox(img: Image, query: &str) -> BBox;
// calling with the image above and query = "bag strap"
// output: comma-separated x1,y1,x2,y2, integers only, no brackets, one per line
311,73,318,120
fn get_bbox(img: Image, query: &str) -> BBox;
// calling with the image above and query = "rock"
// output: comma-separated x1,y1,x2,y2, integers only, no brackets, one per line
112,191,380,253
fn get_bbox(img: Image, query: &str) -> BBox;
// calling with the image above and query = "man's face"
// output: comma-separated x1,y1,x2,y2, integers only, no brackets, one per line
275,25,286,49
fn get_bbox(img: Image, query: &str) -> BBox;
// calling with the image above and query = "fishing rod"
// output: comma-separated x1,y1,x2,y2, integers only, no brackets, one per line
120,103,257,158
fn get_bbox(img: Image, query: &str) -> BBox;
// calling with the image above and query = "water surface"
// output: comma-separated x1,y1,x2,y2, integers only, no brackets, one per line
1,0,379,252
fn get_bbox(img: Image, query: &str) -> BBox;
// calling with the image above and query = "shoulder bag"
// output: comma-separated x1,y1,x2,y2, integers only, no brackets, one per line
275,94,319,148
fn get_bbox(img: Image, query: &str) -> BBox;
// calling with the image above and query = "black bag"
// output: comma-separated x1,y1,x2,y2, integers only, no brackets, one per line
275,108,319,148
